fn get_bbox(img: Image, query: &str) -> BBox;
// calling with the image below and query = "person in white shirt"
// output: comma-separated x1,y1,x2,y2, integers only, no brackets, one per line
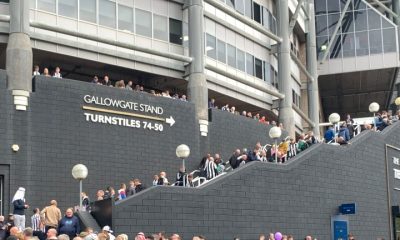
53,67,62,78
33,65,40,76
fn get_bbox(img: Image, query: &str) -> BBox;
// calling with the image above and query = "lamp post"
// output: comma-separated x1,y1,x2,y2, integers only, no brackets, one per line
395,97,400,109
369,102,380,130
269,126,282,163
72,164,88,211
176,144,190,171
328,113,340,144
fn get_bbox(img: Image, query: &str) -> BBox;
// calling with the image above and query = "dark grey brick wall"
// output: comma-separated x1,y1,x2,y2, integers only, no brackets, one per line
0,75,203,216
208,109,286,161
113,123,400,240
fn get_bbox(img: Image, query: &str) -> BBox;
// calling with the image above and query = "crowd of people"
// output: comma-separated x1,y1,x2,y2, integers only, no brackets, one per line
2,188,82,240
94,110,400,199
33,66,188,102
324,111,399,144
208,98,281,127
0,186,371,240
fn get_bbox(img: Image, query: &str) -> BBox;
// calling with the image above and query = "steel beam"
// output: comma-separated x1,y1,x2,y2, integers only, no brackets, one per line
371,0,400,21
292,103,315,128
290,51,314,82
320,0,352,63
289,0,305,34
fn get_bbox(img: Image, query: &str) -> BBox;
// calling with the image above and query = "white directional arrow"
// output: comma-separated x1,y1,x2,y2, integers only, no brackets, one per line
166,116,175,126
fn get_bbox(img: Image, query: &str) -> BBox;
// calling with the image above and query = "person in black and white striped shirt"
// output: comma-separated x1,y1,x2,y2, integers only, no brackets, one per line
287,138,298,160
31,208,43,232
205,157,217,180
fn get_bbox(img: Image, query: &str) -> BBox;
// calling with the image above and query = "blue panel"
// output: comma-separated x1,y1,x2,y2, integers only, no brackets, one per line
333,220,348,240
340,203,356,214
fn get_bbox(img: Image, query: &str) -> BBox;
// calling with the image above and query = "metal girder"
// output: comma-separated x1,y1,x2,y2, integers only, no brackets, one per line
292,103,315,128
320,0,352,63
290,51,314,82
370,0,392,5
370,0,400,20
289,0,305,34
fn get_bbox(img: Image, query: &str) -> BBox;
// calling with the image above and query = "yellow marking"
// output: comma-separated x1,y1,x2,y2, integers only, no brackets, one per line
82,105,165,122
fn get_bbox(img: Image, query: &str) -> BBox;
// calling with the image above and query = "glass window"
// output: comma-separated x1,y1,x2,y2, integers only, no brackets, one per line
235,0,244,14
237,49,245,72
263,61,270,83
327,0,340,14
253,2,261,23
368,9,381,30
382,17,394,29
316,35,329,60
341,33,355,57
206,34,216,59
226,0,234,8
330,34,342,59
38,0,56,13
383,28,397,53
136,9,152,37
328,13,340,36
169,18,183,45
244,0,252,18
58,0,77,18
246,53,254,76
353,0,366,10
183,22,188,48
80,0,96,23
354,10,367,32
340,0,354,11
355,31,368,56
99,0,116,28
341,12,354,34
271,16,277,34
271,67,278,88
316,15,328,36
315,0,327,15
262,7,269,30
217,40,226,63
227,44,236,68
255,58,262,79
153,14,168,41
118,4,133,32
369,29,382,54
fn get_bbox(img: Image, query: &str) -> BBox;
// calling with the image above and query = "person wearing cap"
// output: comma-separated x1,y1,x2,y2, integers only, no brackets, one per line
12,187,29,231
102,226,115,240
58,208,80,240
41,200,62,232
